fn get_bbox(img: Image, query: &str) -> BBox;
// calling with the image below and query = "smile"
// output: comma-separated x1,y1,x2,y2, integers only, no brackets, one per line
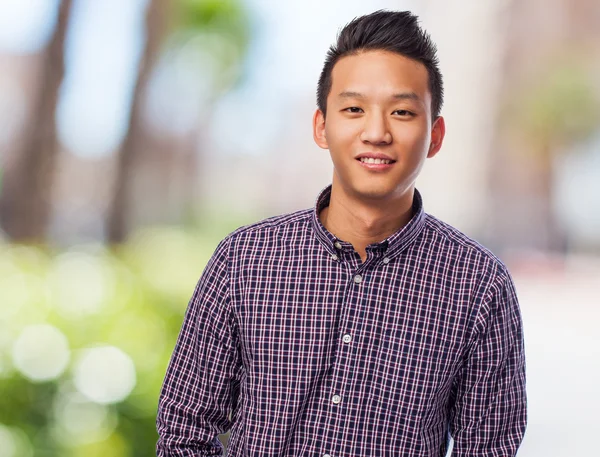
356,157,396,171
358,157,395,165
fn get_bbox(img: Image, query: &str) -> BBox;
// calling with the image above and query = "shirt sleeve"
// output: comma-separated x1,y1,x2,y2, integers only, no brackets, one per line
156,237,241,456
449,266,527,456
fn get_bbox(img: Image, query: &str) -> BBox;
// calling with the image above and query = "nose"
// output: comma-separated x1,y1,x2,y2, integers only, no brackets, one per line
359,112,392,145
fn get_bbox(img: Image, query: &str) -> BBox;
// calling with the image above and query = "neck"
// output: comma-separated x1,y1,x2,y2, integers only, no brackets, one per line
319,182,415,262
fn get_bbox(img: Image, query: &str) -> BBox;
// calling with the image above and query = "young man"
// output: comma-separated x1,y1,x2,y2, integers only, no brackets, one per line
156,10,527,457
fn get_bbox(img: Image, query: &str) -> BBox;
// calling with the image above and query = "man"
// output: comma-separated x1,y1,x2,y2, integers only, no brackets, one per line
157,10,527,457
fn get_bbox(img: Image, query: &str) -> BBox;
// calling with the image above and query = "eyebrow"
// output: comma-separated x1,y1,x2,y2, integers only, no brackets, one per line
337,91,421,102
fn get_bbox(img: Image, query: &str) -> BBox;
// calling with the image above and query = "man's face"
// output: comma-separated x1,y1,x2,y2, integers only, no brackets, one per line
313,50,444,203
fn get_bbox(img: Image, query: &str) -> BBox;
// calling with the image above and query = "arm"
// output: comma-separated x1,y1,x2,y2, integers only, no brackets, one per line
156,238,241,456
449,267,527,456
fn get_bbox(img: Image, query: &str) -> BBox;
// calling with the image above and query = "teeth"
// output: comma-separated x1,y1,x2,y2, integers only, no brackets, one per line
359,157,392,164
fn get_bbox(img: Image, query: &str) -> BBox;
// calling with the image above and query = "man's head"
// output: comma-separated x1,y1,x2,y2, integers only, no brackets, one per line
317,10,443,120
312,10,446,204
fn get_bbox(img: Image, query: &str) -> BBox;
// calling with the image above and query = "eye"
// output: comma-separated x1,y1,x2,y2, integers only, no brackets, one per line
393,109,415,116
344,107,363,113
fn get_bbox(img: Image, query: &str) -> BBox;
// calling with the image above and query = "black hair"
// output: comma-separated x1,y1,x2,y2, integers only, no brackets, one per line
316,10,443,119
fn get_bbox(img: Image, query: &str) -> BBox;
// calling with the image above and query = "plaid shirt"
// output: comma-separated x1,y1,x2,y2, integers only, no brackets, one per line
156,184,527,456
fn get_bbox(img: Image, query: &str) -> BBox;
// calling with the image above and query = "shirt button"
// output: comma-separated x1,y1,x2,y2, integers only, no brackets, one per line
331,253,339,261
353,274,363,284
323,454,331,457
334,241,342,249
342,334,352,343
332,394,341,404
383,257,390,264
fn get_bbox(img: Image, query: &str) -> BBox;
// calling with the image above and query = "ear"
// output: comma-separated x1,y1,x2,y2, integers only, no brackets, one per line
313,109,329,149
427,116,445,159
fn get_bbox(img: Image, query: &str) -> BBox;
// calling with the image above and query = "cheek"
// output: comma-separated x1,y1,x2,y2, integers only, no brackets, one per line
325,123,357,149
395,122,431,151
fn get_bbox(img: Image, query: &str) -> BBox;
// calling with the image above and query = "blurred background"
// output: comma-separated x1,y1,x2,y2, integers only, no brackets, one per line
0,0,598,455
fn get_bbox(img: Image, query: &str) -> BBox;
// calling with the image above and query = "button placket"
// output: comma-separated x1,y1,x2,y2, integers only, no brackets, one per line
327,242,361,447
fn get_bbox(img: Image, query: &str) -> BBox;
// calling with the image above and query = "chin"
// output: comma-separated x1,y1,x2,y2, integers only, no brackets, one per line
352,183,397,200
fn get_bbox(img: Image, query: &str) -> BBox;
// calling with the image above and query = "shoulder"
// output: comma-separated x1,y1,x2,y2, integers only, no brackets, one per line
422,214,520,334
227,207,312,241
215,207,313,255
422,213,511,281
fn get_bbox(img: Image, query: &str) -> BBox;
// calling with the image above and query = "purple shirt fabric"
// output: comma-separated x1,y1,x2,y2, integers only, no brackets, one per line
156,184,527,456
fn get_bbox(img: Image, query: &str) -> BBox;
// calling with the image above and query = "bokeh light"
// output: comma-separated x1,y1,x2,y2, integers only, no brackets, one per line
0,425,32,457
47,250,116,319
52,388,117,445
11,324,70,382
0,424,17,457
73,346,136,404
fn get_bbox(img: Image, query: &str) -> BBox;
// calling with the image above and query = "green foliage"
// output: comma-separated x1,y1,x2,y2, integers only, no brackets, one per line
174,0,250,49
0,221,247,456
167,0,251,95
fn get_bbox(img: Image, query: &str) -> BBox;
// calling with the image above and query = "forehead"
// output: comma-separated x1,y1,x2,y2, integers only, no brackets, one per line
329,50,431,103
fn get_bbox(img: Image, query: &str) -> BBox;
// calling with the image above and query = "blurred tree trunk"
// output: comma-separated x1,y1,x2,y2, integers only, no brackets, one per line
0,0,73,242
106,0,170,244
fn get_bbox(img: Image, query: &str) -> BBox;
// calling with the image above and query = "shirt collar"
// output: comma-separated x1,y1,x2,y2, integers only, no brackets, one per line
310,184,426,259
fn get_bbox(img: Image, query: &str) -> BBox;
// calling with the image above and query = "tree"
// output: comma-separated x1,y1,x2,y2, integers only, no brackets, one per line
0,0,74,242
106,0,250,244
106,0,171,244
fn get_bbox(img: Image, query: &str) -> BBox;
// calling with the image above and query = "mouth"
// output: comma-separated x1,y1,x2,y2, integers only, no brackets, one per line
357,157,396,165
355,156,397,171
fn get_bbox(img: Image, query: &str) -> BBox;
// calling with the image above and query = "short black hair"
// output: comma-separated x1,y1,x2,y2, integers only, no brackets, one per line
317,10,443,119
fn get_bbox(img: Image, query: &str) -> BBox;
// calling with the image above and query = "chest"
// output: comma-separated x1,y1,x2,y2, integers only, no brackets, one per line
231,252,472,385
